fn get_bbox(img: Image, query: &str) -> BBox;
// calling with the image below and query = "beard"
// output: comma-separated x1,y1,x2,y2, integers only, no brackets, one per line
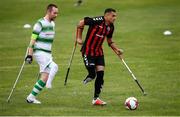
50,16,56,21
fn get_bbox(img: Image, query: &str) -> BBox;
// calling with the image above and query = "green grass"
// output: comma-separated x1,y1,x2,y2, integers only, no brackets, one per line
0,0,180,116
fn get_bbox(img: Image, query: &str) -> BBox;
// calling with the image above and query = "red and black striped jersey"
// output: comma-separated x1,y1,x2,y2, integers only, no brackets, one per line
81,16,114,57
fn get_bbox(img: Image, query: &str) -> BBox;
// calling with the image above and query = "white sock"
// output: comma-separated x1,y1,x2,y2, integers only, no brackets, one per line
28,93,35,99
46,62,58,88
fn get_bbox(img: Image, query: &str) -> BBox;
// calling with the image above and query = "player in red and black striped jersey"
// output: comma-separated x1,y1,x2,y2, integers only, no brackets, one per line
81,16,114,56
76,8,123,105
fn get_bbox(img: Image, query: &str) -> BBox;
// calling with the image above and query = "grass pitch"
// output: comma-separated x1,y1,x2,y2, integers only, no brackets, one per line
0,0,180,116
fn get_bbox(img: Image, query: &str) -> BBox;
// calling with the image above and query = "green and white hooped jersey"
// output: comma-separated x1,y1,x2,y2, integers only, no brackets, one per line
31,18,55,53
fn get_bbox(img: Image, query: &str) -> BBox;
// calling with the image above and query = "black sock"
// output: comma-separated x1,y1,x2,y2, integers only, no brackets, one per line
94,71,104,98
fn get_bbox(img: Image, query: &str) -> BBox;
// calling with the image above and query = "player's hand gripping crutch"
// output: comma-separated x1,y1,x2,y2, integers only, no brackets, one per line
64,40,77,85
110,46,147,96
7,48,29,102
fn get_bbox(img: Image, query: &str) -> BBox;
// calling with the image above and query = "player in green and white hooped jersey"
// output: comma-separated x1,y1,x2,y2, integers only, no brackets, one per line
25,4,58,104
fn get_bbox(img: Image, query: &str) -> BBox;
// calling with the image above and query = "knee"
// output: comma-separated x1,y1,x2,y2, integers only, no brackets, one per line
50,62,58,72
96,71,104,84
90,70,96,79
53,63,58,72
87,66,96,79
97,71,104,78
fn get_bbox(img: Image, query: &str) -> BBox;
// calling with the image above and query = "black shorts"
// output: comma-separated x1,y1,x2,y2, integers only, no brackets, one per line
82,54,105,67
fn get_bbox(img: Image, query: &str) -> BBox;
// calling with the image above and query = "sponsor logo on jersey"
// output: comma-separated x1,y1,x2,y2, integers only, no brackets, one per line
96,34,104,38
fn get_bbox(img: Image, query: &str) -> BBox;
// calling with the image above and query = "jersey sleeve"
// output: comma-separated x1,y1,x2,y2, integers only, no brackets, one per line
107,24,114,46
106,24,114,38
84,16,103,26
52,21,55,28
84,17,95,25
31,22,42,40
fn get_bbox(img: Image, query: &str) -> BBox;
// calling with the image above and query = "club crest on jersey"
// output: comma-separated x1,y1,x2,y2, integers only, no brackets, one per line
107,26,110,31
98,25,103,29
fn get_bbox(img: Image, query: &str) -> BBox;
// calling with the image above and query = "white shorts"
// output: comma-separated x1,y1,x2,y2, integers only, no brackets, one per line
33,51,54,73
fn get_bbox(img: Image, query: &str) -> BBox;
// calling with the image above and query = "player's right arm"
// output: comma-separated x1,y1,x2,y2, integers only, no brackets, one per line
25,22,42,64
76,19,84,45
28,39,36,55
76,16,101,45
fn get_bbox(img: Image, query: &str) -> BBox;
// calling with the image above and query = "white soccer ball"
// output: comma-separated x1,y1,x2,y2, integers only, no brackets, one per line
23,24,31,29
163,30,172,36
124,97,138,110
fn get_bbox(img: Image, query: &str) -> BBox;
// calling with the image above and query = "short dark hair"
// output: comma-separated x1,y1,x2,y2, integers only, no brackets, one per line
104,8,116,14
47,4,58,11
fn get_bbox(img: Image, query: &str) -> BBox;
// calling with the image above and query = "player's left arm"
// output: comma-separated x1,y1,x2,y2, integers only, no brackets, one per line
107,38,123,55
107,24,123,55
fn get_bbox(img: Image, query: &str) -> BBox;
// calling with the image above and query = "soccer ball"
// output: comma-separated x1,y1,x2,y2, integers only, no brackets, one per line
124,97,138,110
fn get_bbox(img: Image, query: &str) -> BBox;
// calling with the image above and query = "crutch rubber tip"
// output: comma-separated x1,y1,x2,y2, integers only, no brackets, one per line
143,92,147,96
